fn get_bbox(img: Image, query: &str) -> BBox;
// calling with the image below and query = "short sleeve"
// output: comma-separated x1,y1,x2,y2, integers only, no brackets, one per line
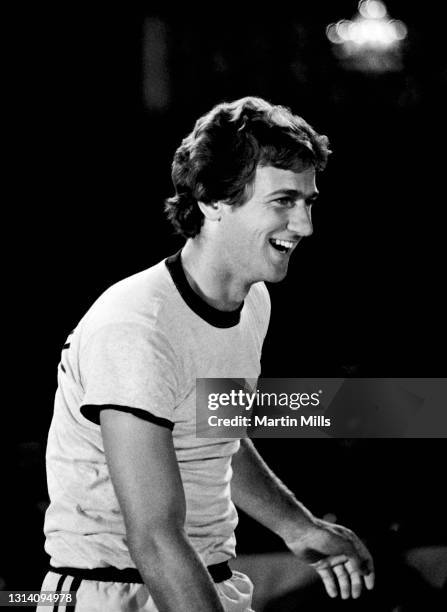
79,322,178,426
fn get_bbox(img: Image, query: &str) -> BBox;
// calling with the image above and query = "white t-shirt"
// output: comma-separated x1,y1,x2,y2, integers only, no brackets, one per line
44,250,270,569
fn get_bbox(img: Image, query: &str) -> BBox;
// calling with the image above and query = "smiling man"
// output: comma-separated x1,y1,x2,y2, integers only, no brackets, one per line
40,97,374,611
181,164,317,301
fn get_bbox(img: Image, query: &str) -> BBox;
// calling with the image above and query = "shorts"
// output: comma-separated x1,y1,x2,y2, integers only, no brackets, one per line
37,568,254,612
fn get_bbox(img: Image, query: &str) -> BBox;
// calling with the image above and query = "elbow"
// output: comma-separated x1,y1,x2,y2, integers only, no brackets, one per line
127,521,190,586
127,517,187,562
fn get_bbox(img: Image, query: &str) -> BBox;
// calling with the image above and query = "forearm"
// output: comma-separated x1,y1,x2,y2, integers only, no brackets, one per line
231,438,316,543
101,411,224,610
231,440,375,601
130,524,224,612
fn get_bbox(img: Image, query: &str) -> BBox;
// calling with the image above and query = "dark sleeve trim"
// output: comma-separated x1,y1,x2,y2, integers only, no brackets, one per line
80,404,174,430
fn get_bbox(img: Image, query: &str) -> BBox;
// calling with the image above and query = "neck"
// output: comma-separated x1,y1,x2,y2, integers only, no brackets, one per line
181,237,250,311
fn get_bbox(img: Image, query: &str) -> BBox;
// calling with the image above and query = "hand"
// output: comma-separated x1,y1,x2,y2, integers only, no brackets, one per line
285,517,375,600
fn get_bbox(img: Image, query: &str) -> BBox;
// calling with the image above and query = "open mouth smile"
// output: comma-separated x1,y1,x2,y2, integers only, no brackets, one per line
269,238,296,254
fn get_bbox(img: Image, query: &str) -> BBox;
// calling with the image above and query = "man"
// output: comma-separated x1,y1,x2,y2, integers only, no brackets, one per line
40,97,374,611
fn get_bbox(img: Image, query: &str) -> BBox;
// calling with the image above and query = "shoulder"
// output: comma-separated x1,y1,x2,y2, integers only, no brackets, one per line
81,258,177,333
100,259,174,313
66,257,184,367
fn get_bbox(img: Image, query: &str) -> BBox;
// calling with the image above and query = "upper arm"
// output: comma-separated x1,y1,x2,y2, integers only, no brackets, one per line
81,323,178,426
100,408,185,545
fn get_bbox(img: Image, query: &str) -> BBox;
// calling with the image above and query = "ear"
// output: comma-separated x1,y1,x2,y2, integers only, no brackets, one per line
197,200,223,222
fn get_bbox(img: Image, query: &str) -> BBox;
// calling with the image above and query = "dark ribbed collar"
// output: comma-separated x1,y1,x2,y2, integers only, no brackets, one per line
165,250,244,328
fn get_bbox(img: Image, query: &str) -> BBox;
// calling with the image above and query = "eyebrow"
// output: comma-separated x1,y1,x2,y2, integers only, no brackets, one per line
267,188,320,202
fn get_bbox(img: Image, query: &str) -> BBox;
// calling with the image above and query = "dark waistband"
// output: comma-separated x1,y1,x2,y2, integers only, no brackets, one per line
49,561,232,584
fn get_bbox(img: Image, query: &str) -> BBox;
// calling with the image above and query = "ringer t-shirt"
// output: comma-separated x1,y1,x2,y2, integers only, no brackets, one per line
44,250,271,569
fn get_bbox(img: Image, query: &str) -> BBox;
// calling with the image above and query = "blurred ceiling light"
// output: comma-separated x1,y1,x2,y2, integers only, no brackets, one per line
326,1,407,72
359,0,387,19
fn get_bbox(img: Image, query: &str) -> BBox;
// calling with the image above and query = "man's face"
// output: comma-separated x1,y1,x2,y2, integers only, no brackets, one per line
218,165,318,284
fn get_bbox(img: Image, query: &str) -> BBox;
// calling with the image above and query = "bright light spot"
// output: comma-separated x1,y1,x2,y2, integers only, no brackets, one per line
325,0,407,68
392,19,408,40
326,23,342,44
348,22,359,43
368,1,387,19
336,19,352,41
364,20,394,44
340,17,401,47
381,21,397,44
364,20,382,42
359,0,387,19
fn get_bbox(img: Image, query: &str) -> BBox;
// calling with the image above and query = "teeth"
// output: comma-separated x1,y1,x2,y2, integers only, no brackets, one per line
271,239,294,249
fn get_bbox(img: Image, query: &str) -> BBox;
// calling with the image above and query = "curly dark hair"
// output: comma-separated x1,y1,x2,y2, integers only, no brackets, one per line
165,96,331,237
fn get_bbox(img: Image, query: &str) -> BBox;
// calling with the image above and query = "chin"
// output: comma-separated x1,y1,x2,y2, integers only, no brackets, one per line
263,266,289,283
269,272,288,283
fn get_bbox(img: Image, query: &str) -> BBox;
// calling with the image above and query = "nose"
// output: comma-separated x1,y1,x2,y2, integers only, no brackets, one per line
287,202,313,237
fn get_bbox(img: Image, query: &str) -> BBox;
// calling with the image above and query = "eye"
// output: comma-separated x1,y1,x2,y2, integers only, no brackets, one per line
274,196,295,208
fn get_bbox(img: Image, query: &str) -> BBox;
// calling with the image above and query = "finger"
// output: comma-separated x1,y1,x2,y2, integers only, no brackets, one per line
364,571,375,590
344,538,375,575
346,559,364,599
333,564,351,599
346,557,375,595
316,567,338,599
349,537,375,577
358,552,375,589
345,564,363,599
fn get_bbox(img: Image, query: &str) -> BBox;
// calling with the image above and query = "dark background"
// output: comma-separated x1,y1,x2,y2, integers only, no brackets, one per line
6,2,446,608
